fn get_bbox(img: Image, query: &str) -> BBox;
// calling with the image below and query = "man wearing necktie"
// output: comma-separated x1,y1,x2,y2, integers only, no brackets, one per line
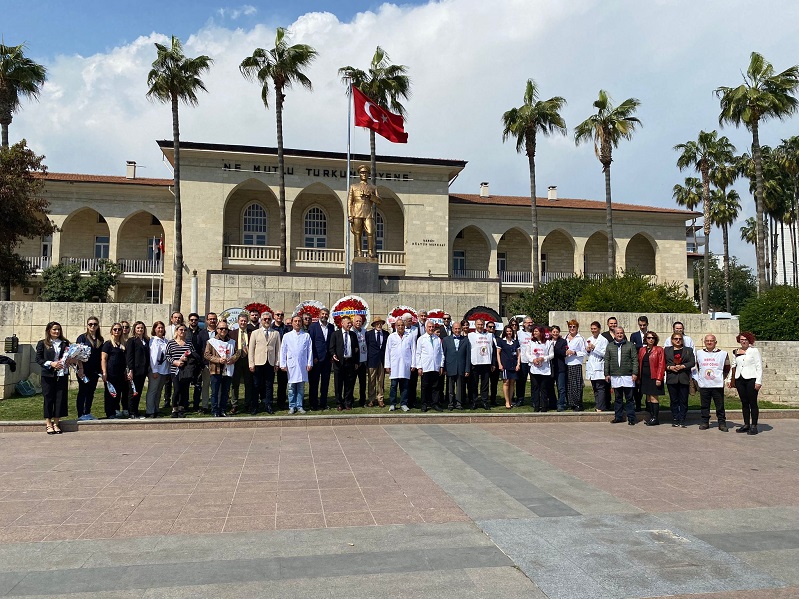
231,313,252,414
415,320,444,412
367,317,388,407
329,316,360,410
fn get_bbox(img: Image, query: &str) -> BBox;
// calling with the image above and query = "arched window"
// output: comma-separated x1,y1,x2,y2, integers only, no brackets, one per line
361,211,384,251
242,203,267,245
304,206,327,248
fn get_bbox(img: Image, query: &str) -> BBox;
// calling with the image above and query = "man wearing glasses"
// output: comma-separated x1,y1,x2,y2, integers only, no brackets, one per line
514,317,534,407
486,321,501,406
467,318,495,410
271,311,289,410
248,311,281,414
195,312,218,414
630,316,649,411
695,334,730,431
605,326,639,425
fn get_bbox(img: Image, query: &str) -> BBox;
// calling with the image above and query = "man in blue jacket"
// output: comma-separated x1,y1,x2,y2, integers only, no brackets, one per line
307,308,334,410
366,317,388,407
442,321,470,410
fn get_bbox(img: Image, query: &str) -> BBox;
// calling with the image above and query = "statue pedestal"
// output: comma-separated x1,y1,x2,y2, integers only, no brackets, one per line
351,257,379,293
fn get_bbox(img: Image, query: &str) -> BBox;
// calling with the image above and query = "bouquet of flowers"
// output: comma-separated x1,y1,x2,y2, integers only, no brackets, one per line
64,343,92,382
331,295,370,328
293,300,326,322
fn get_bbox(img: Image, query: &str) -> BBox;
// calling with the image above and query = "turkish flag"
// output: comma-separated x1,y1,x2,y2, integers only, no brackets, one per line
352,85,408,144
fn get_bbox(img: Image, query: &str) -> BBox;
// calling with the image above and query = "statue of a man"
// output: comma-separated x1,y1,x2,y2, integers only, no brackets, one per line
348,164,381,258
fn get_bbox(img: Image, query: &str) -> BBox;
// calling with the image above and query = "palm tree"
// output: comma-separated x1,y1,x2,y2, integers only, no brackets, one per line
675,130,736,313
501,79,567,291
241,28,317,272
740,216,758,252
339,46,410,186
0,43,46,149
146,36,213,312
574,90,641,275
775,136,799,285
673,176,703,297
709,188,741,312
716,51,799,293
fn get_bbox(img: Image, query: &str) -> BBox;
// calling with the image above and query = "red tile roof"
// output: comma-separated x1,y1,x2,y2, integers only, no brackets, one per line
450,193,699,216
40,172,173,186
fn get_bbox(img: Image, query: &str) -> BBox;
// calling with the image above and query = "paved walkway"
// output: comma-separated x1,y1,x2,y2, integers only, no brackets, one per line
1,420,798,597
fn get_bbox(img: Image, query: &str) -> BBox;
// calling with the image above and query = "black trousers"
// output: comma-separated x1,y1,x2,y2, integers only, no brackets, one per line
355,362,367,405
171,374,191,409
490,367,500,404
408,368,419,408
309,360,332,409
516,363,530,406
471,364,491,408
699,387,726,423
334,359,357,409
420,370,441,409
530,374,550,411
276,369,288,408
735,377,759,425
253,362,275,408
129,374,146,416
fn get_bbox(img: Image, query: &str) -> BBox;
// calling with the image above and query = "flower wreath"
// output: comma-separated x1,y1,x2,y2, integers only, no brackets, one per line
244,302,272,317
426,308,446,326
388,305,417,326
331,295,370,328
293,300,327,322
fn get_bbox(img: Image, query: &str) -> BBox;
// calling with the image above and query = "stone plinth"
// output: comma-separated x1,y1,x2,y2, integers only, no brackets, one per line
351,257,379,294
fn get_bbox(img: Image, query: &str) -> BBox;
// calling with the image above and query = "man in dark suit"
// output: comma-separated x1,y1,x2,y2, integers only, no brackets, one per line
366,317,388,407
629,315,649,411
308,308,334,410
195,312,217,414
442,321,470,410
328,315,360,410
270,310,289,409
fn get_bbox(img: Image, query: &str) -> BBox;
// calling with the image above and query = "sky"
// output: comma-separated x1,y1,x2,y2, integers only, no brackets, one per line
3,0,799,269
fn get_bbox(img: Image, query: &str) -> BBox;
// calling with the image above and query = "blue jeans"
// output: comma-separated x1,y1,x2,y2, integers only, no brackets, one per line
554,370,566,410
288,382,304,410
210,374,232,415
614,386,636,422
389,378,409,406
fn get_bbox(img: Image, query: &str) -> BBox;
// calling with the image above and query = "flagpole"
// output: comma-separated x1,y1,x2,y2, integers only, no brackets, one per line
345,77,352,275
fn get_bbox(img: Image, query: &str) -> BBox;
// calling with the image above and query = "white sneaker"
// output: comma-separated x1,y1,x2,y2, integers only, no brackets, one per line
288,408,296,415
401,405,409,412
297,408,306,414
389,405,396,411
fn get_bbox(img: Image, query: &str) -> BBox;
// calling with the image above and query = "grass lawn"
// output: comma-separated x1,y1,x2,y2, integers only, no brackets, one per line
0,380,791,421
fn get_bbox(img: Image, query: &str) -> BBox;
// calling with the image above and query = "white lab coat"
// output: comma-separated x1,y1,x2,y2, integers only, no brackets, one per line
584,335,608,381
385,331,415,379
280,329,313,384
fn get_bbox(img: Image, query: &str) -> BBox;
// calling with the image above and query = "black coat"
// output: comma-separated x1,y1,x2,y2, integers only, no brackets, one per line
551,338,568,375
664,346,696,385
125,337,149,377
328,329,360,367
35,339,69,378
366,328,388,368
442,335,471,376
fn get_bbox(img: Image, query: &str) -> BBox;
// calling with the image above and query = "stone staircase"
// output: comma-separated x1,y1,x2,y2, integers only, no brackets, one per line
755,341,799,406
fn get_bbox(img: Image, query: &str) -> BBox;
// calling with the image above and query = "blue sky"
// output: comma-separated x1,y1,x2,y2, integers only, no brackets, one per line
3,1,799,271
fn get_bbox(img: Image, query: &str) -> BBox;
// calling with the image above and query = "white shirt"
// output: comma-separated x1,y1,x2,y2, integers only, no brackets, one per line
320,321,329,341
564,333,587,366
665,334,695,349
343,330,352,358
149,336,171,375
468,331,495,365
415,333,443,372
517,330,533,364
385,331,415,379
585,334,608,380
354,327,368,363
527,340,553,376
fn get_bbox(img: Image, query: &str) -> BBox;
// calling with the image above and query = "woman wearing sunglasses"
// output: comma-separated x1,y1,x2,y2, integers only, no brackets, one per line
75,316,102,421
638,331,665,426
146,321,169,418
101,323,129,419
665,332,695,428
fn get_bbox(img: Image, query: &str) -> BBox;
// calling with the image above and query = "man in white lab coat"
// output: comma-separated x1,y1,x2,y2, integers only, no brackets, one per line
385,318,415,412
280,316,313,415
416,320,444,412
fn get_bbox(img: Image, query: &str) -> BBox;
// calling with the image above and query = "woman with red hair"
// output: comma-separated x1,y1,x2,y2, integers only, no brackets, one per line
728,331,763,435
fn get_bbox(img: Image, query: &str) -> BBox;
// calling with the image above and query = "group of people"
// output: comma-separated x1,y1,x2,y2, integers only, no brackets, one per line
34,309,764,435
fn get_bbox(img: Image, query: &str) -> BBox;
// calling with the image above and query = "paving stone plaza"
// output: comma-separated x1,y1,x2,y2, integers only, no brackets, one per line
1,418,798,598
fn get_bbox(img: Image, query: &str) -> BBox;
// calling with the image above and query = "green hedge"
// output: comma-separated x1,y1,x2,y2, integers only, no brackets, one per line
739,285,799,340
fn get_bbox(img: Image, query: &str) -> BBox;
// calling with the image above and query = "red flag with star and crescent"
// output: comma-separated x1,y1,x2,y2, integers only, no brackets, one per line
352,85,408,144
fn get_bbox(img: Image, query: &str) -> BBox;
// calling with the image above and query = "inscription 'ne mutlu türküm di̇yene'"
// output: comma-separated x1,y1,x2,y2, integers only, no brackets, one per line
222,163,410,181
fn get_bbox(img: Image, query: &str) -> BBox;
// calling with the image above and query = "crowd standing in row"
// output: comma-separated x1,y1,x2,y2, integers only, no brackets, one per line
34,310,763,435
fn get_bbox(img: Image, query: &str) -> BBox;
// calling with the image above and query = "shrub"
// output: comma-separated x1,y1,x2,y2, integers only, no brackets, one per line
576,271,698,314
738,285,799,340
506,276,592,325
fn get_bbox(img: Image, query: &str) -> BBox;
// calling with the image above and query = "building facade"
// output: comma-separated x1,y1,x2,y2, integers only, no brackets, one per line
15,141,698,315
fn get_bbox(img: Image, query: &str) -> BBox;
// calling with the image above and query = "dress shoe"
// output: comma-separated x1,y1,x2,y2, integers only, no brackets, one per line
736,425,750,433
718,423,728,432
672,423,680,428
610,418,625,423
421,406,428,412
747,425,759,435
644,418,660,426
628,420,636,425
337,407,344,412
699,423,709,430
265,405,274,414
433,405,443,412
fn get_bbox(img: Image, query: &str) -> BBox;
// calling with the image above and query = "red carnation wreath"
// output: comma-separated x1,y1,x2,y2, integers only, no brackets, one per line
427,308,446,325
331,295,370,328
293,300,326,322
244,302,272,317
388,305,417,326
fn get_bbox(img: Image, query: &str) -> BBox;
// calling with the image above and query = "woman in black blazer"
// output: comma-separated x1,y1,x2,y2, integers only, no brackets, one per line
664,332,696,428
35,321,71,434
125,321,150,418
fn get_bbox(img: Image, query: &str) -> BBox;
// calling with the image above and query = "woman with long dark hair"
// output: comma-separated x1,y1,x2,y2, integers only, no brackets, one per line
639,331,665,426
35,322,71,434
125,321,149,419
526,325,553,412
75,316,103,421
146,321,169,418
729,331,763,435
496,324,520,409
166,324,200,418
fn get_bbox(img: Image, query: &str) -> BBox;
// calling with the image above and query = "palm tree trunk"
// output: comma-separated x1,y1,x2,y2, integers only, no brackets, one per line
171,95,183,313
0,123,8,149
370,129,377,187
276,90,287,272
772,216,779,284
603,162,615,276
752,121,767,293
722,223,731,312
792,218,798,287
526,140,539,292
700,167,711,314
781,219,787,285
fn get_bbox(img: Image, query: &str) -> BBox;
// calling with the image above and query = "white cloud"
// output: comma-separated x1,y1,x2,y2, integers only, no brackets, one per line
11,0,799,268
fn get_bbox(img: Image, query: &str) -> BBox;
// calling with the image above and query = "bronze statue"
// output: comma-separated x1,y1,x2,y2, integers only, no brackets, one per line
348,164,381,258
